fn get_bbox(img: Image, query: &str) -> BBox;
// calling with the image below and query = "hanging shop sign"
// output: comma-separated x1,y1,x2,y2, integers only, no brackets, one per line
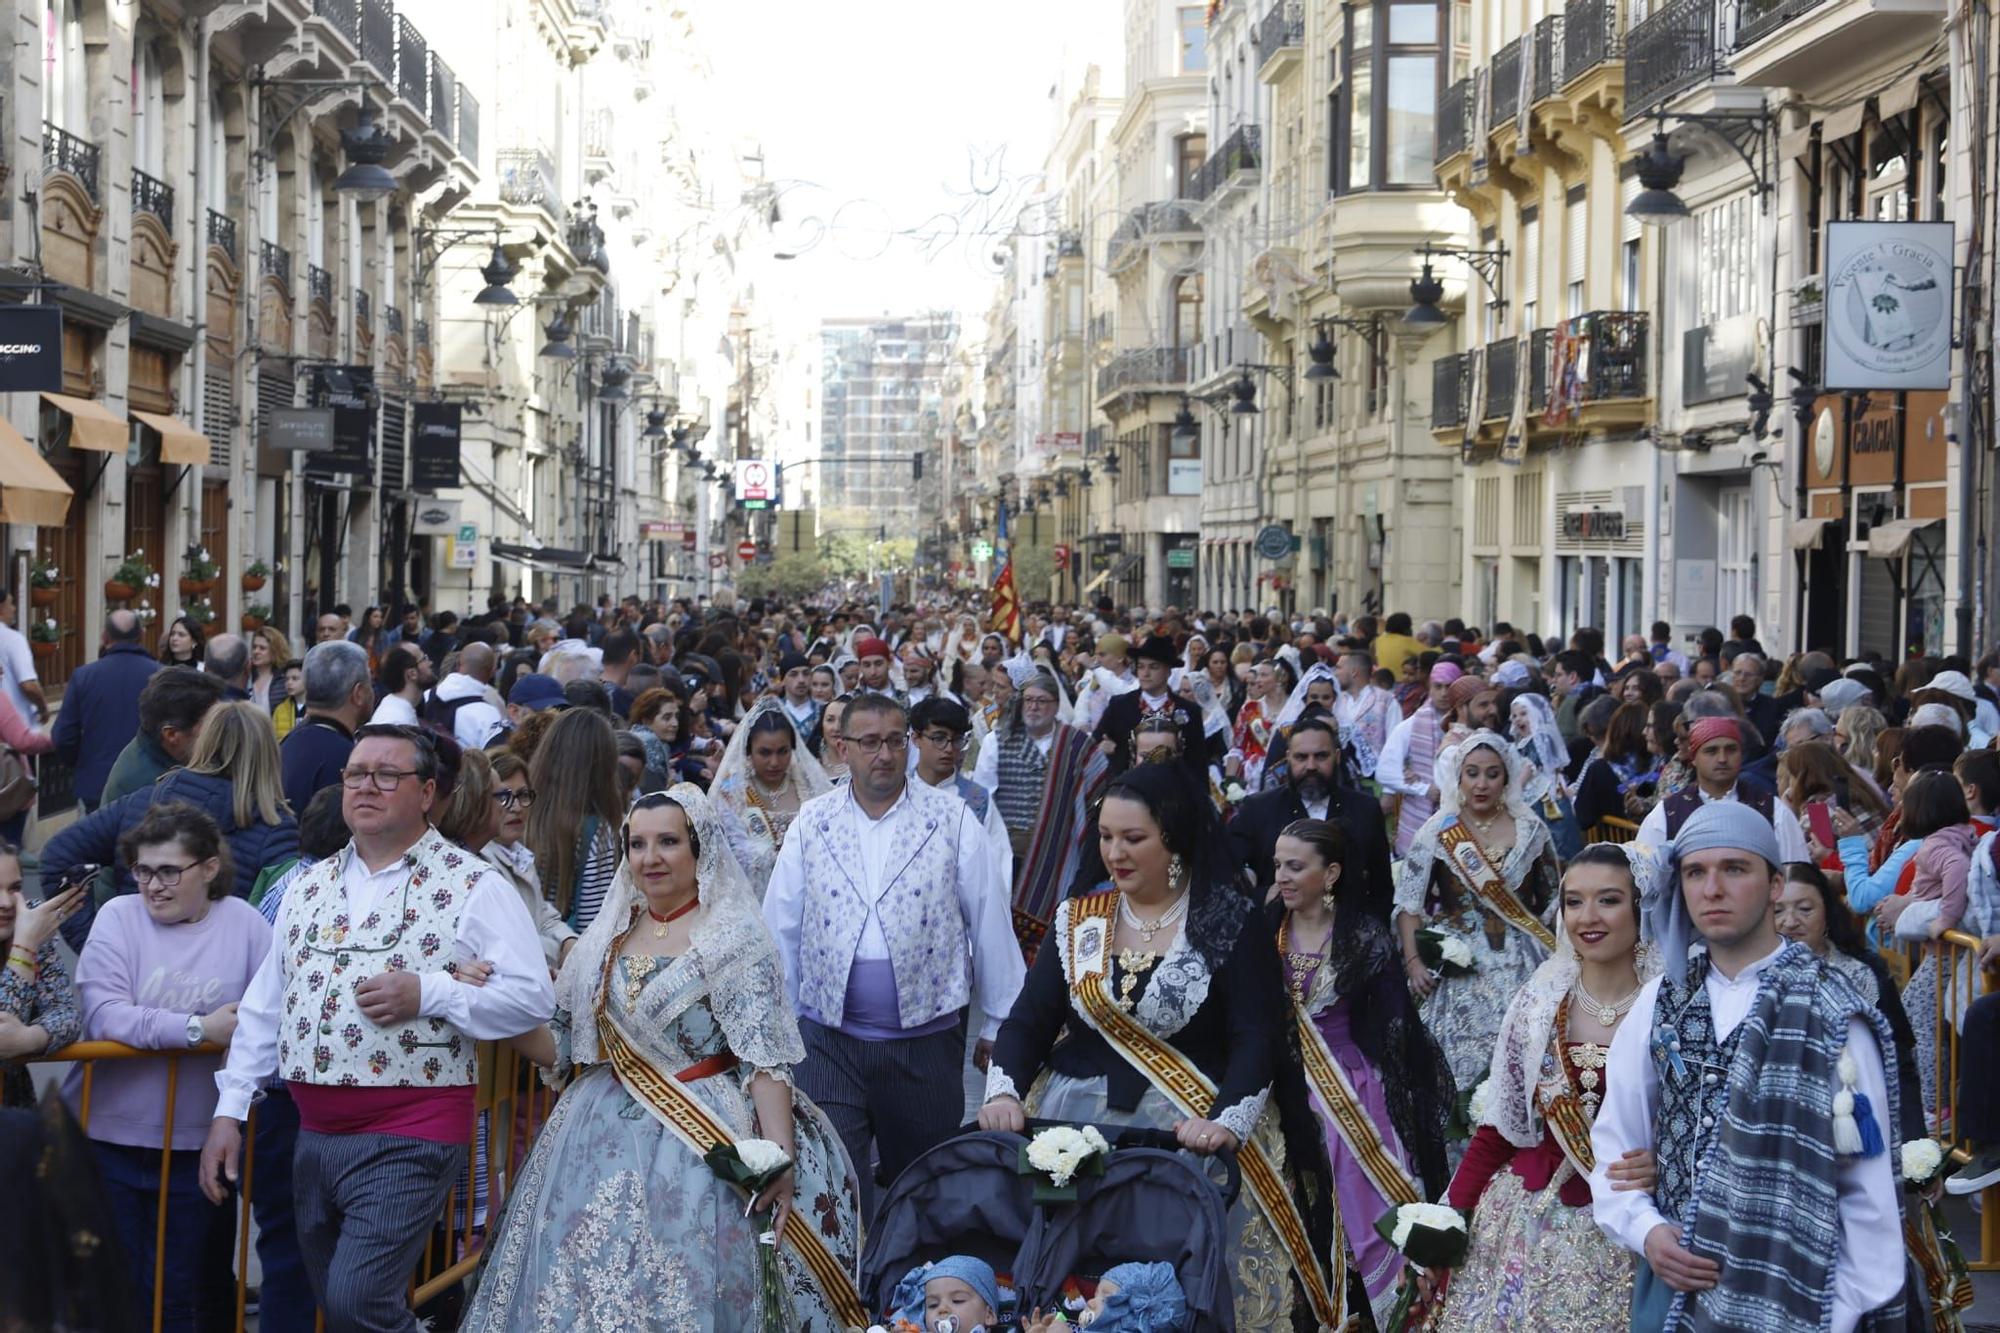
1823,221,1953,391
0,306,64,392
264,406,335,452
409,402,463,491
411,498,462,535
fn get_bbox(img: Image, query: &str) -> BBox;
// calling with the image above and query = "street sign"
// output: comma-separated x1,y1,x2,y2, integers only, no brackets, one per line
1166,546,1195,570
447,522,479,570
736,539,757,562
708,552,725,569
971,540,993,562
1254,524,1294,560
682,531,698,551
734,458,773,502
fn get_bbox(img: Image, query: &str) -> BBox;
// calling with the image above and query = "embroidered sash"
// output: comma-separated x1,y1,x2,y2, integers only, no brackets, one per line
1434,818,1558,951
1293,1002,1421,1211
1067,893,1346,1331
1537,998,1597,1180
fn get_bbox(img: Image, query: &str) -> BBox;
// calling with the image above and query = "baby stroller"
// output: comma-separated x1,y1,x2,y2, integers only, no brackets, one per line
861,1120,1238,1331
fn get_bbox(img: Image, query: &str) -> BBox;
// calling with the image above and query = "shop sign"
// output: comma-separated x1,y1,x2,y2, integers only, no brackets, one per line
1166,545,1195,570
1254,525,1294,560
1560,508,1626,542
410,402,462,490
0,306,63,391
1682,314,1758,407
1824,221,1953,391
411,498,461,535
447,523,479,569
264,406,334,452
1167,457,1202,495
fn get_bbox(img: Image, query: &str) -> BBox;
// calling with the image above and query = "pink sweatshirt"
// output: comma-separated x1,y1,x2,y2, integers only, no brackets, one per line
1908,822,1976,933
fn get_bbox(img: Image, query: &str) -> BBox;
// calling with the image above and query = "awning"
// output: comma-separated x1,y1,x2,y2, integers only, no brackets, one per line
492,541,592,570
1788,515,1837,550
130,410,213,466
1866,516,1940,559
41,392,127,454
0,416,73,527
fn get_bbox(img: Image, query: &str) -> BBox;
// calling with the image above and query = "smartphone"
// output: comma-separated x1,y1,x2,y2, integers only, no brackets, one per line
1805,799,1837,848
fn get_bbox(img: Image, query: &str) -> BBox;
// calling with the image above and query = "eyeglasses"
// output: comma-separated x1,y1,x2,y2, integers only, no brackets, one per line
842,733,908,756
340,767,421,791
132,862,197,887
493,787,537,810
918,729,967,749
1020,695,1058,708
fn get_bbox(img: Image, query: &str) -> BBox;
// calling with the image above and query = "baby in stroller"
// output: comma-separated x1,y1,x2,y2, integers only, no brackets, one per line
1023,1261,1188,1331
881,1256,1007,1332
879,1255,1189,1333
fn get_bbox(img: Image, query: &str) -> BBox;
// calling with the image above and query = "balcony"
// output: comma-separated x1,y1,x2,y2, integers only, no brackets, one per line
1095,347,1190,401
1105,202,1200,272
261,240,292,287
414,318,432,350
1483,338,1521,420
1536,311,1652,424
1562,0,1622,85
312,0,360,49
360,0,396,82
1190,126,1261,203
457,88,480,161
42,121,100,202
1531,16,1564,103
498,146,562,221
1056,229,1084,261
395,17,428,113
1432,352,1475,430
1731,0,1942,88
131,169,174,231
583,108,616,184
207,209,238,263
427,54,458,144
1255,2,1305,72
1625,0,1725,113
384,305,404,337
354,289,372,330
1436,78,1475,163
308,263,333,306
1491,39,1523,129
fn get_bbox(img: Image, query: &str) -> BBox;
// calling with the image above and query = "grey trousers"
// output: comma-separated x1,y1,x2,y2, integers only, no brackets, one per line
797,1016,967,1225
293,1130,466,1333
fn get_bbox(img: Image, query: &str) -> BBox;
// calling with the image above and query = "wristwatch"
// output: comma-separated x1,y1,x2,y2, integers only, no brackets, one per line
185,1014,205,1049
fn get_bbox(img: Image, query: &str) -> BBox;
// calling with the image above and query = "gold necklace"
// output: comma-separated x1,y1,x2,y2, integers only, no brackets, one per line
1114,950,1159,1010
1574,976,1642,1026
1465,808,1501,835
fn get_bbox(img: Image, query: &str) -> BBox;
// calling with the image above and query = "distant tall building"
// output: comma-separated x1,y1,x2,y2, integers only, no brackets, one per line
819,315,958,527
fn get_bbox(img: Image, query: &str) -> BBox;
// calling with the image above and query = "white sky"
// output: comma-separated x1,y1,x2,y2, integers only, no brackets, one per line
691,0,1117,325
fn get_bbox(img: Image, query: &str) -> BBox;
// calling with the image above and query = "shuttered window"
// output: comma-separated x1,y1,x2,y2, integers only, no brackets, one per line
1519,206,1540,326
1565,186,1587,314
203,363,234,471
380,397,406,493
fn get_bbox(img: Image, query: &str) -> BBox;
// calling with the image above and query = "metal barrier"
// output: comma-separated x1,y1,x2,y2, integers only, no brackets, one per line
1587,816,1639,843
1929,928,1998,1270
33,1037,555,1330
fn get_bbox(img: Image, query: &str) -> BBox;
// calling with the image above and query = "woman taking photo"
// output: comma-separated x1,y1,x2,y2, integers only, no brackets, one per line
1392,732,1559,1095
1431,843,1661,1332
526,708,626,931
1272,818,1452,1326
464,786,862,1331
63,802,270,1333
712,700,832,897
981,762,1347,1332
0,846,85,1106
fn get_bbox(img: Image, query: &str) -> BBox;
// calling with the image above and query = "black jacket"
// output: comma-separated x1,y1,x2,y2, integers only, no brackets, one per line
1227,784,1394,922
1091,690,1212,780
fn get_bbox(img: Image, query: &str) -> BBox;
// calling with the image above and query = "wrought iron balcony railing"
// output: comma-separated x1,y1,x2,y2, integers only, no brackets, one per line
1626,0,1725,111
1736,0,1829,47
1255,2,1305,66
1096,347,1191,398
1535,311,1652,411
1562,0,1622,85
396,17,429,113
42,121,100,202
1437,78,1475,161
456,88,480,161
261,240,292,287
1056,229,1084,260
414,318,432,349
1491,39,1524,128
308,263,333,306
384,305,404,337
1432,352,1475,430
1484,338,1521,419
131,168,174,230
1105,203,1201,270
497,146,561,220
1190,126,1262,202
1532,15,1564,102
427,54,458,142
313,0,360,49
354,289,372,328
360,0,396,81
207,209,238,263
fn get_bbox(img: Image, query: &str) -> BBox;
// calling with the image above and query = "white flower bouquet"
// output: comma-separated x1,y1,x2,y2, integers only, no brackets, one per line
1374,1201,1470,1271
1465,1075,1493,1129
1415,927,1477,978
704,1137,794,1330
1224,780,1249,806
1902,1138,1945,1188
1018,1124,1111,1201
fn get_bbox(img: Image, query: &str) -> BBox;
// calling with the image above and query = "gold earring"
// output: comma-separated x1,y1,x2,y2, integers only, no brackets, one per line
1322,877,1338,911
1168,854,1186,889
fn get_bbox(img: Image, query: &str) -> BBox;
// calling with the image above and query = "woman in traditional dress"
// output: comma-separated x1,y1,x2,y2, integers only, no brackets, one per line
1393,731,1560,1094
1272,818,1453,1327
465,786,864,1333
979,762,1348,1333
1430,843,1661,1333
710,699,832,898
1510,692,1584,860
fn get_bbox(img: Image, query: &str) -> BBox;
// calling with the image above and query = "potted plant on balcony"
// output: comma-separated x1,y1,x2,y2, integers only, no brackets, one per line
106,551,156,603
180,545,218,597
242,559,270,593
28,617,59,659
1793,276,1824,326
28,557,59,608
182,596,218,638
242,602,271,632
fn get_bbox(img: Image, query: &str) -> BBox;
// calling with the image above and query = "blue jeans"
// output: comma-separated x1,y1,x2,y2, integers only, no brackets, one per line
1631,1262,1673,1333
92,1140,234,1333
251,1085,314,1333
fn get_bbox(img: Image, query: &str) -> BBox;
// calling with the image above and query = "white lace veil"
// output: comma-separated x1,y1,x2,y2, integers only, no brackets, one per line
1270,661,1339,732
1511,693,1569,801
1482,841,1666,1147
555,783,807,1072
1435,729,1534,821
712,697,833,813
1169,666,1230,740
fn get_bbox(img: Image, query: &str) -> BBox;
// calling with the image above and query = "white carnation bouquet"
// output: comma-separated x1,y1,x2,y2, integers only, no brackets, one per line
1414,926,1477,978
705,1137,795,1330
1374,1200,1472,1333
1900,1138,1945,1188
1018,1124,1111,1201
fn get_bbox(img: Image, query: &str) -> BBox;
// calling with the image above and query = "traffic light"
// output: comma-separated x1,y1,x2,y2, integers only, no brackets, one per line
913,452,924,481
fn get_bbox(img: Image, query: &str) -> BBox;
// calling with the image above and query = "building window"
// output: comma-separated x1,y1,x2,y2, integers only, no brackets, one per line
1176,132,1208,197
1338,1,1443,194
44,0,85,133
1173,275,1203,349
1178,6,1209,73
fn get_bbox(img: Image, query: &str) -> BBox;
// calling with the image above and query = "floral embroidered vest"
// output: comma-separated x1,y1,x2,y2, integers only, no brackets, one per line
793,783,970,1030
275,830,488,1087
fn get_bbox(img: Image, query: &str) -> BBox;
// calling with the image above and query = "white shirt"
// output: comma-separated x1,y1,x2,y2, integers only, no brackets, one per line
1374,711,1430,798
761,784,1023,1040
432,673,507,749
971,725,1058,795
1302,796,1330,821
0,621,39,722
215,841,555,1120
920,770,1014,894
370,694,419,727
1636,783,1811,865
1588,942,1902,1333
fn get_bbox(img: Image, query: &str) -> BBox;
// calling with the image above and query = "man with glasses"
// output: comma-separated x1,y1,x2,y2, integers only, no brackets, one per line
202,724,554,1333
763,693,1023,1223
909,696,1012,889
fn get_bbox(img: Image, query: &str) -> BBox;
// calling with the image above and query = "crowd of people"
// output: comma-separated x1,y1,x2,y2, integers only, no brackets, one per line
0,589,1995,1332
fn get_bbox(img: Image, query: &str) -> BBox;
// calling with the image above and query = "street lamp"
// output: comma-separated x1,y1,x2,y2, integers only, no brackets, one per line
1401,256,1450,330
1102,447,1120,477
333,105,397,201
1171,397,1199,448
1624,111,1774,225
1230,369,1259,415
1626,132,1691,222
538,312,576,359
1303,321,1339,381
643,405,669,439
1400,244,1506,332
474,244,520,306
597,358,631,402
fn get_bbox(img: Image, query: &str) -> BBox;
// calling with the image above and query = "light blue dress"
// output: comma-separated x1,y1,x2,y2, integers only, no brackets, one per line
462,953,860,1332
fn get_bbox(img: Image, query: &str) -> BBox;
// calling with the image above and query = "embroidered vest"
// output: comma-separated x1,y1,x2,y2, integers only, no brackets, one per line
793,783,972,1031
1650,960,1745,1225
952,775,992,824
993,732,1050,832
1663,784,1774,840
275,830,488,1088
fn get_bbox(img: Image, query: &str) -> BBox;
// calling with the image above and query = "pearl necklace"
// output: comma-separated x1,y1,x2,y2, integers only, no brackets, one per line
1118,888,1190,946
1574,976,1643,1026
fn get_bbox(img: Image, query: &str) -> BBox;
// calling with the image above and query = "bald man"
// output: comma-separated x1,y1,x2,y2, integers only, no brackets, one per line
51,609,163,810
426,640,506,748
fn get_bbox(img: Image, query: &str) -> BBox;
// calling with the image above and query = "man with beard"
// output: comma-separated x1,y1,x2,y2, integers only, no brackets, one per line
1443,672,1501,739
900,642,938,708
1227,716,1394,918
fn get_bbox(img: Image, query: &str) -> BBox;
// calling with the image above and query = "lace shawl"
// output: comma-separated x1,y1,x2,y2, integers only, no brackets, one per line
1392,732,1546,918
1512,694,1571,804
556,783,805,1075
710,699,832,888
1482,842,1667,1148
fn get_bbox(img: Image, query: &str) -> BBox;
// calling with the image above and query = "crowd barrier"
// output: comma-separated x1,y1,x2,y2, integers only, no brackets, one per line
1928,927,1997,1271
1587,816,1640,844
31,1037,556,1330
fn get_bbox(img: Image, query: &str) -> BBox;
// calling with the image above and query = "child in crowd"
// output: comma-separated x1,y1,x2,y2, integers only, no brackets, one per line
1023,1262,1188,1332
884,1256,1006,1332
